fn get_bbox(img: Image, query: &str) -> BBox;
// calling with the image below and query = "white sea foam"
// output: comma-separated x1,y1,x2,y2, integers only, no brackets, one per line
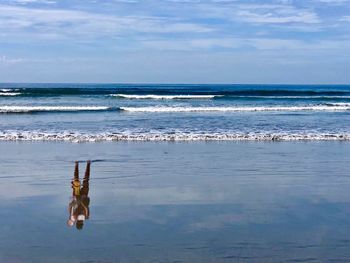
112,94,220,99
0,131,349,142
0,106,110,113
0,92,21,96
120,105,350,113
1,105,348,113
113,94,350,100
237,96,350,99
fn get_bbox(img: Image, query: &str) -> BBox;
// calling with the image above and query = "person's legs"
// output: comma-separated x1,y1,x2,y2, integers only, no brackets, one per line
74,161,79,181
81,161,91,196
84,161,91,180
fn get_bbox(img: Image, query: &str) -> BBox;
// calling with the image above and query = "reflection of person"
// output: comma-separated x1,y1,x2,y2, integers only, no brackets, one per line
67,161,91,230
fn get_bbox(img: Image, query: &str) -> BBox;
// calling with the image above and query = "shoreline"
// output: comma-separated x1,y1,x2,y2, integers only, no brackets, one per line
1,132,350,142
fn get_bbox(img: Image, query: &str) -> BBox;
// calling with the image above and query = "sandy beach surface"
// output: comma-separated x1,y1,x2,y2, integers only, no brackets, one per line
1,141,350,262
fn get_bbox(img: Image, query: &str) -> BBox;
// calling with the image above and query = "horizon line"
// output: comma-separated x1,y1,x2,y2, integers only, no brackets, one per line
1,82,350,86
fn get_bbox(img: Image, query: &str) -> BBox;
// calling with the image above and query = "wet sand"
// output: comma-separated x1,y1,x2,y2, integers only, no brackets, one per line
1,141,350,262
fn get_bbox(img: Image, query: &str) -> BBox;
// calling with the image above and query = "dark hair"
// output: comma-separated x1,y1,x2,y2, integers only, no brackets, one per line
76,220,84,230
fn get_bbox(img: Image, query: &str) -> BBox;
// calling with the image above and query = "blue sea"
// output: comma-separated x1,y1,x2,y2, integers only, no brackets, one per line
0,83,350,141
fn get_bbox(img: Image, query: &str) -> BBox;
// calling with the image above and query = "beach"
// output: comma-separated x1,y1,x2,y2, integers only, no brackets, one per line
1,141,350,262
1,84,350,262
2,0,350,261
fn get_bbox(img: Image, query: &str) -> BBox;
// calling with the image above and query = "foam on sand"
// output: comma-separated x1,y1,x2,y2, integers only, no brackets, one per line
0,131,349,142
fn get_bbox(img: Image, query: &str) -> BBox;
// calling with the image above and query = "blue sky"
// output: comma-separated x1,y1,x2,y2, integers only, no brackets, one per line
0,0,350,83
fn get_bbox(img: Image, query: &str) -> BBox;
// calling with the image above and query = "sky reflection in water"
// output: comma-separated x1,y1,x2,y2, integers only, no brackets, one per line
0,142,350,263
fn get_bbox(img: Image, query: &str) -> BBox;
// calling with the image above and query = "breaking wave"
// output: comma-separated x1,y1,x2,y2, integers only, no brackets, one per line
0,131,349,142
112,94,221,99
0,89,18,92
120,105,350,112
1,104,349,114
0,92,21,96
0,88,21,96
0,106,112,113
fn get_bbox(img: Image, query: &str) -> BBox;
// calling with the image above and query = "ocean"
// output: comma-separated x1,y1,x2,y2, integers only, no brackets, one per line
0,83,350,141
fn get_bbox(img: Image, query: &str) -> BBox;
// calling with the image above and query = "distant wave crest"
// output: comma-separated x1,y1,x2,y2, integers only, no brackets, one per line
0,88,21,96
0,106,111,113
0,89,18,92
112,94,220,99
0,92,21,96
1,86,350,98
120,105,350,112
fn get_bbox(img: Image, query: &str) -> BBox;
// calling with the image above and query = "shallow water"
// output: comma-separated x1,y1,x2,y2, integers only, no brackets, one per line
1,141,350,262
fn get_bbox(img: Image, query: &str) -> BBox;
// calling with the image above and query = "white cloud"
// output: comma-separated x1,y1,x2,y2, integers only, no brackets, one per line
235,9,319,24
313,0,349,3
141,38,243,51
0,55,24,64
8,0,56,4
140,36,350,51
0,4,213,41
162,2,321,24
340,15,350,21
220,3,320,24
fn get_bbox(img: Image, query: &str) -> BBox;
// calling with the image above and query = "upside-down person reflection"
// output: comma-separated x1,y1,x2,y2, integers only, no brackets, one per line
67,161,91,230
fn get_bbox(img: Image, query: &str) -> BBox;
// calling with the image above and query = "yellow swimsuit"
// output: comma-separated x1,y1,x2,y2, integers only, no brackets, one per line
72,180,81,196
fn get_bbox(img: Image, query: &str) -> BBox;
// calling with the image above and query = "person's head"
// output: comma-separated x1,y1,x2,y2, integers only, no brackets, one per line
76,220,84,230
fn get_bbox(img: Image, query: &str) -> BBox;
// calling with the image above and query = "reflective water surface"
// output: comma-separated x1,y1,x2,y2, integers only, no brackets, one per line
0,142,350,262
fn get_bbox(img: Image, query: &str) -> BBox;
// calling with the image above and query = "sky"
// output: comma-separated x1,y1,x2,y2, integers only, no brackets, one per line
0,0,350,84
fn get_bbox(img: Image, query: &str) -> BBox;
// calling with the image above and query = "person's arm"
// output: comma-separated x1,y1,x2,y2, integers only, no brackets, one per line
81,202,90,219
68,202,72,213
